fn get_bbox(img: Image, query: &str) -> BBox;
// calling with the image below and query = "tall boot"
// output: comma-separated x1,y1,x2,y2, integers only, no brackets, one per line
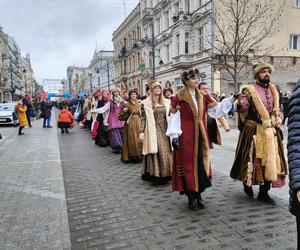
243,183,254,198
187,193,197,211
196,193,206,209
257,182,276,205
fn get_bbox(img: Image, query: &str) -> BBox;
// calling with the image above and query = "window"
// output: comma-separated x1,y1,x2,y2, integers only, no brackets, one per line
294,0,300,8
157,18,161,34
290,34,300,50
185,0,190,13
199,27,204,51
185,32,189,54
166,45,169,63
176,34,180,55
175,77,183,91
165,11,169,29
199,0,203,7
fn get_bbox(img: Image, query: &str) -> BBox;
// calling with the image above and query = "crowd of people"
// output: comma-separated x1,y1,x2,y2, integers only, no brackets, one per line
8,63,299,247
73,63,292,214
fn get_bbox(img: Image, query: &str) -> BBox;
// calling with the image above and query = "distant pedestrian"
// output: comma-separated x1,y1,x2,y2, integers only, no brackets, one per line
15,100,28,135
287,83,300,249
22,97,32,127
40,100,52,128
58,106,74,134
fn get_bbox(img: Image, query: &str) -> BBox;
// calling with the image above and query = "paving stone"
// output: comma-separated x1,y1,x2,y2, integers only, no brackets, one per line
58,123,297,249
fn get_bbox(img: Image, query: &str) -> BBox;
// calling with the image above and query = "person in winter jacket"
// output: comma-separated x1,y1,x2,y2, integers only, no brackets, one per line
58,106,74,134
15,100,28,135
287,83,300,249
40,100,52,128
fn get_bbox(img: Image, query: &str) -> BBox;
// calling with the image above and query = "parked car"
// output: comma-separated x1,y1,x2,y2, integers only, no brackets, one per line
0,102,18,125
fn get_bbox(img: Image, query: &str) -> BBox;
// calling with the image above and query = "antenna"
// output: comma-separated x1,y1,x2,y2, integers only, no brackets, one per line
123,0,126,19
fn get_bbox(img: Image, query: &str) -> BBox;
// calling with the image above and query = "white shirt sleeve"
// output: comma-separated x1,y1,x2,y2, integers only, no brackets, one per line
94,102,110,114
166,110,182,140
208,96,235,119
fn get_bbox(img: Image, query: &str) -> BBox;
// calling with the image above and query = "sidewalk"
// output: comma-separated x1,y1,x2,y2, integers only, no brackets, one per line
0,117,71,249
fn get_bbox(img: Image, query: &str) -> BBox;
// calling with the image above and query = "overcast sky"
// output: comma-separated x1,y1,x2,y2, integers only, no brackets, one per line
0,0,139,83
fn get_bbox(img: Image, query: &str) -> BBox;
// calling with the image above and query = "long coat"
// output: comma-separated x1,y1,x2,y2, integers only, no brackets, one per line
287,83,300,216
18,106,28,127
170,87,211,193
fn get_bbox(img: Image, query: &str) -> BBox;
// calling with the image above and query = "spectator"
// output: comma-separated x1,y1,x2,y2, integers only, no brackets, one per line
40,100,52,128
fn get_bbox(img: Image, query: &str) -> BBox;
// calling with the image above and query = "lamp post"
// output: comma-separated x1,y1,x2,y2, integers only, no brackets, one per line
23,69,27,95
89,73,92,94
95,68,100,86
106,59,110,91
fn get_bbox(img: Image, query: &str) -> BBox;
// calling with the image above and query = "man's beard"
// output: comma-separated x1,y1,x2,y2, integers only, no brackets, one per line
258,76,270,87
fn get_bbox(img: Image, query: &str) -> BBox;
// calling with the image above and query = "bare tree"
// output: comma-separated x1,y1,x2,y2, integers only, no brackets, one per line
209,0,286,91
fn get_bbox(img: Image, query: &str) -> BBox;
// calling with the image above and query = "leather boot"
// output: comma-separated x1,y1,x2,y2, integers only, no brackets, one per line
257,182,275,205
188,195,198,211
243,183,254,198
196,193,206,209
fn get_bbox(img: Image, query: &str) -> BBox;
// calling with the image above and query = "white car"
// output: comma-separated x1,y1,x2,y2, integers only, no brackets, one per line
0,102,18,125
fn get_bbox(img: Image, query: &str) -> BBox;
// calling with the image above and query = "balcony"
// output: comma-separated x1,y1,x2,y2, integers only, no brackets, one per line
142,8,154,20
172,54,195,69
172,12,192,24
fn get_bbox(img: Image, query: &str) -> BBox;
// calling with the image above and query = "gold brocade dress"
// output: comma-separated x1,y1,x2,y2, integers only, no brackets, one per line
121,102,142,162
140,105,172,179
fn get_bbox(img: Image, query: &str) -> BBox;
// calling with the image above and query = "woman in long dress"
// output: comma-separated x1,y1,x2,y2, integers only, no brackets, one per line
139,81,172,183
94,89,110,147
94,87,125,153
121,89,142,163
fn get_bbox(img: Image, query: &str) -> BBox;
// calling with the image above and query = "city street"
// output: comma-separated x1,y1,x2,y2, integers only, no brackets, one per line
0,117,297,250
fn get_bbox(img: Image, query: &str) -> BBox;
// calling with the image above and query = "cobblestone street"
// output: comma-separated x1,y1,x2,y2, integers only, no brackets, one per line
58,123,297,250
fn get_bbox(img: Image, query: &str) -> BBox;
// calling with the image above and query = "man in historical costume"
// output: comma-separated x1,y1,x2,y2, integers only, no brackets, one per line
230,63,288,205
167,68,234,210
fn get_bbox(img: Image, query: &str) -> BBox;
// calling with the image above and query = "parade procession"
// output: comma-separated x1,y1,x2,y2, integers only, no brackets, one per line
1,0,300,249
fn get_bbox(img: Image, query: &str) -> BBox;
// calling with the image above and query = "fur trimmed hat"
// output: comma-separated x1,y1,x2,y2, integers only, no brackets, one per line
128,89,139,97
181,68,199,83
252,63,274,79
112,87,121,93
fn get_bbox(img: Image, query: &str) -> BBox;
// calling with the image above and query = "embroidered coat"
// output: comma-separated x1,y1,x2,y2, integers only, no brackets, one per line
170,87,211,193
230,83,287,186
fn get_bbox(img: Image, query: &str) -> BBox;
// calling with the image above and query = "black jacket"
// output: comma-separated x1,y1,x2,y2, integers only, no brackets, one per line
288,82,300,216
40,101,52,118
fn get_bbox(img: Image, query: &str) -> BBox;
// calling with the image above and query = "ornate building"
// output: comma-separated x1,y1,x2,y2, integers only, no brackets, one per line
0,26,35,102
112,4,143,94
113,0,300,95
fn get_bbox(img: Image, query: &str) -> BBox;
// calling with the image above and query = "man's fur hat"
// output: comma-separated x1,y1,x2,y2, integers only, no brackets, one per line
252,63,274,79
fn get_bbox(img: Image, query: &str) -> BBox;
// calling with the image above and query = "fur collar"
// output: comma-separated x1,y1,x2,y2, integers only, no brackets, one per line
177,87,203,120
242,82,279,125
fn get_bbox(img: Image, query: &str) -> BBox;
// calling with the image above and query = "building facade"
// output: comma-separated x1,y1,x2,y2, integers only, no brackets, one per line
113,0,300,95
88,50,114,91
0,26,35,102
112,4,143,94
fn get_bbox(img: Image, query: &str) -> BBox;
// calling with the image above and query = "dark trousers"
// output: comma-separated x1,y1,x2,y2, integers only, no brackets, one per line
26,112,31,127
18,126,24,135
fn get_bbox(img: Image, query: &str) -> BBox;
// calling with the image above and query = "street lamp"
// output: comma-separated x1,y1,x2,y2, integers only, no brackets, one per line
23,69,27,95
95,67,101,86
88,73,92,94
